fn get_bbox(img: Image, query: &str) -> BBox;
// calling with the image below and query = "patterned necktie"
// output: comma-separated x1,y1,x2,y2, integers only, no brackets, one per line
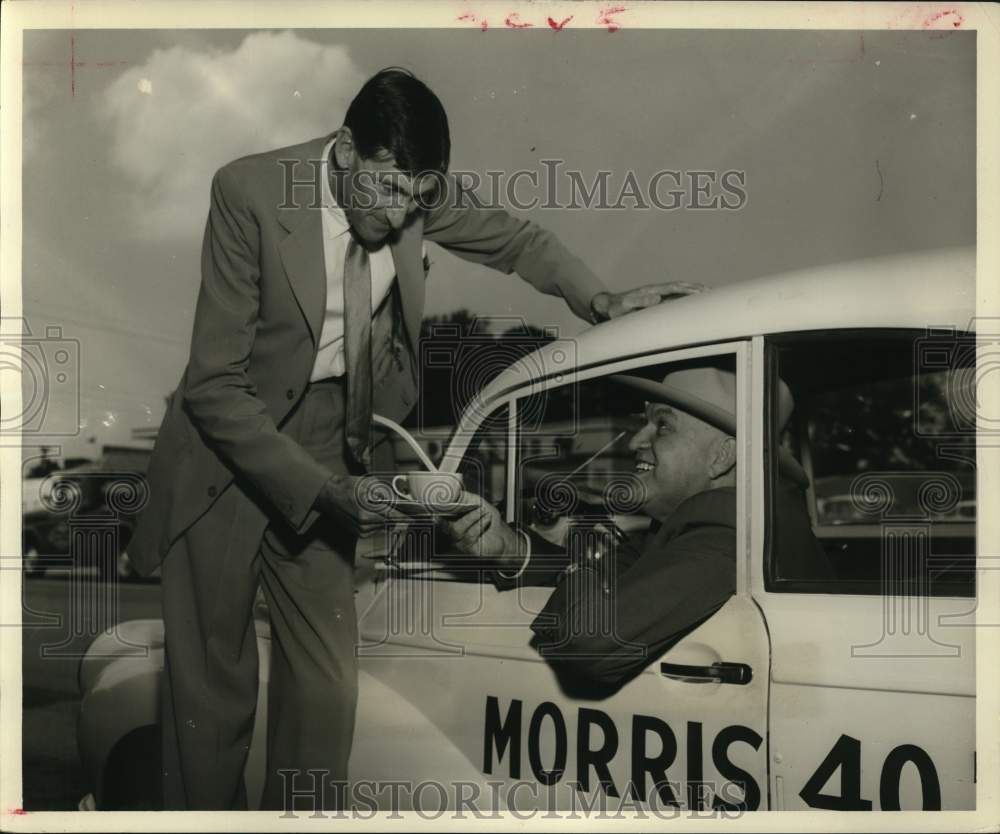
343,235,373,468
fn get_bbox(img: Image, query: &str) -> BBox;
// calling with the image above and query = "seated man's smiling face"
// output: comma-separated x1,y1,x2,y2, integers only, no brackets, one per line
628,402,735,523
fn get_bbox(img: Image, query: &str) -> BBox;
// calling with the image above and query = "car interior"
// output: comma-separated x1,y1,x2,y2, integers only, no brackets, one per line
771,329,977,597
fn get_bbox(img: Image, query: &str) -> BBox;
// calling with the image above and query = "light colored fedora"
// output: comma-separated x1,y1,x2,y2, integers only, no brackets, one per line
610,365,807,485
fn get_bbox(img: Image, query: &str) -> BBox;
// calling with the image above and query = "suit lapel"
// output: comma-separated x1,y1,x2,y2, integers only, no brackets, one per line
274,131,427,356
277,134,335,345
390,213,426,358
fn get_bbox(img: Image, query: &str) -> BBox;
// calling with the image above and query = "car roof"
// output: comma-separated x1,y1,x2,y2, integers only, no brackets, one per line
477,246,975,409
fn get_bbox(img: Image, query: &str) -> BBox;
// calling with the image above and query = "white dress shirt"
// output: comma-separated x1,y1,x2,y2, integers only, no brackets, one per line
310,137,424,382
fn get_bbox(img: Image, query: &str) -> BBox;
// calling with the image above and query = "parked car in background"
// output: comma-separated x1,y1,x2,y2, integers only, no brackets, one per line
22,448,153,581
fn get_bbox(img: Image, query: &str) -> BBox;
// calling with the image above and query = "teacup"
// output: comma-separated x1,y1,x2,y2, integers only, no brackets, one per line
391,471,464,508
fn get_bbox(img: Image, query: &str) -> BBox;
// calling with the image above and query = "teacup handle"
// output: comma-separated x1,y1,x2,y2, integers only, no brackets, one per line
391,475,411,500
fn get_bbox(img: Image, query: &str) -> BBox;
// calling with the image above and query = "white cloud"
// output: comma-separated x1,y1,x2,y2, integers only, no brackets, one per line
102,31,364,239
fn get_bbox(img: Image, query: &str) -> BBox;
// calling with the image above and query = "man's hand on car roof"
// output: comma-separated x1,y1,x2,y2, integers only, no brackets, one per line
590,282,706,322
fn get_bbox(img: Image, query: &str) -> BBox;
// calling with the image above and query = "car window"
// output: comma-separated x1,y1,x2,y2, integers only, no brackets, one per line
513,374,650,550
767,330,976,596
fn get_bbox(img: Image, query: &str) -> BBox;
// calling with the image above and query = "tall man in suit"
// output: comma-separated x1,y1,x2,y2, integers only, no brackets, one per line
128,67,698,810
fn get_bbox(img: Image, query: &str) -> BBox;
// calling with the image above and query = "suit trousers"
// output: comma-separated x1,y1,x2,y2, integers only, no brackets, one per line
160,377,361,811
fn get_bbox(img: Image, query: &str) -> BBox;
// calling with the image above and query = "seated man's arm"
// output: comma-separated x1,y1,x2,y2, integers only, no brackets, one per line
440,495,568,586
531,522,736,689
442,494,736,688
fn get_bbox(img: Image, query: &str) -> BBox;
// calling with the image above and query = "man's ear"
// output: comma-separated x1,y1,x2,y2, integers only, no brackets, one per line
333,127,354,169
708,436,737,480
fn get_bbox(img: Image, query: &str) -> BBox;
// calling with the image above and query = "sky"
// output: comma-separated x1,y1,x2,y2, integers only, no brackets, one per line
18,27,975,460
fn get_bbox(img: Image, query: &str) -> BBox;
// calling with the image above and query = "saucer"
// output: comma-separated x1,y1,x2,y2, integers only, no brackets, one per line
394,498,480,518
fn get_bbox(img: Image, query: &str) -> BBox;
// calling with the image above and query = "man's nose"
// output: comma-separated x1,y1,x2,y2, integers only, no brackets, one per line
627,427,651,452
385,205,407,230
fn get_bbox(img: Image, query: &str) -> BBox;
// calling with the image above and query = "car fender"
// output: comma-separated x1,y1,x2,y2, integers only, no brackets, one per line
77,620,164,805
78,618,164,695
350,666,497,811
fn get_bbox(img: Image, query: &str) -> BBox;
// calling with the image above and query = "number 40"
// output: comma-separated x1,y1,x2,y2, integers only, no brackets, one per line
799,734,942,810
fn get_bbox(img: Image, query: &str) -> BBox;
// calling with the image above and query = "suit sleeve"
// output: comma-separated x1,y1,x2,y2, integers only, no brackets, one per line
423,176,608,323
530,523,736,687
182,164,331,533
489,527,568,591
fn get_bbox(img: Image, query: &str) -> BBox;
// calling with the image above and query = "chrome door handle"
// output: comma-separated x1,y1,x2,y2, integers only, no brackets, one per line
660,661,753,685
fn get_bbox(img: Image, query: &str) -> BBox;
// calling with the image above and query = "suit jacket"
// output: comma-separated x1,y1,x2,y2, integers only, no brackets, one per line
129,133,605,577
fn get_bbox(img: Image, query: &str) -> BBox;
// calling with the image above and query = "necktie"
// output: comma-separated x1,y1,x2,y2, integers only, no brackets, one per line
343,235,373,468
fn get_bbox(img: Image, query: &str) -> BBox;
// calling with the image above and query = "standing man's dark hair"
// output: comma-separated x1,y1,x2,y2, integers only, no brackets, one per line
343,67,451,175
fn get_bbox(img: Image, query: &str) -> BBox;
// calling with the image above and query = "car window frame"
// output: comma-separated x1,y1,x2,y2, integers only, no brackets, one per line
418,341,751,588
489,341,754,596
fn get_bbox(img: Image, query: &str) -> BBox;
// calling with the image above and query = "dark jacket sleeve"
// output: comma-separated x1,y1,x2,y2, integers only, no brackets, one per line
182,165,331,533
489,528,569,591
423,176,607,323
530,521,736,688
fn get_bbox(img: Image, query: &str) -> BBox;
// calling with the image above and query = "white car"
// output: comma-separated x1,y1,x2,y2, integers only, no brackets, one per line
78,247,978,813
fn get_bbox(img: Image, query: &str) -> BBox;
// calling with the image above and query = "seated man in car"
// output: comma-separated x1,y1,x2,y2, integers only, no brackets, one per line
442,359,830,690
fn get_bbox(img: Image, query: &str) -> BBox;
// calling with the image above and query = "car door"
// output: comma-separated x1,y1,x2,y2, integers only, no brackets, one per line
753,331,977,811
353,341,773,812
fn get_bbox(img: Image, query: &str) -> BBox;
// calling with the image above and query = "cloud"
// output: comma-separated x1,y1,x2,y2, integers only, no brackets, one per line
102,31,364,239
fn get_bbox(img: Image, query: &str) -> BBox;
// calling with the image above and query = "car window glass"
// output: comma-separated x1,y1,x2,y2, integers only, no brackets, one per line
514,375,651,551
769,331,976,596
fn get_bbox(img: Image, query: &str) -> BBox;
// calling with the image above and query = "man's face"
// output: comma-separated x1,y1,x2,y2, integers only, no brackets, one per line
335,139,439,246
627,403,730,522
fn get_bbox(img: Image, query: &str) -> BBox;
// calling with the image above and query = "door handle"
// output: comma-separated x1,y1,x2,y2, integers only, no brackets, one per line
659,661,753,685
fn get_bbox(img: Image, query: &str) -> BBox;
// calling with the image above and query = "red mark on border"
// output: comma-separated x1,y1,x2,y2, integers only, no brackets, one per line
458,12,488,31
923,8,963,28
22,31,130,97
10,809,27,815
597,6,627,32
547,15,573,30
505,12,532,28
